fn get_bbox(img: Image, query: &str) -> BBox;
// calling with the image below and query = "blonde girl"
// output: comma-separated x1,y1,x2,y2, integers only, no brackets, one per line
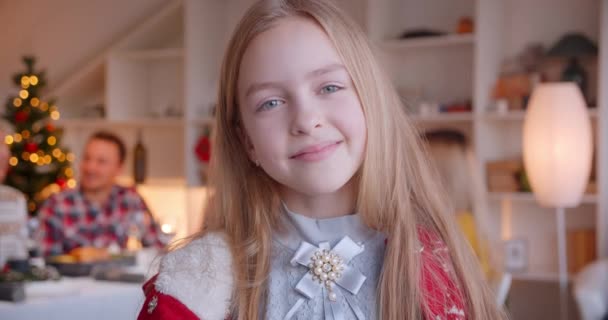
138,0,508,319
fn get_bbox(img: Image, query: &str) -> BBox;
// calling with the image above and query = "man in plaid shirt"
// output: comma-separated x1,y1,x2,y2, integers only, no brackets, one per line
38,131,164,256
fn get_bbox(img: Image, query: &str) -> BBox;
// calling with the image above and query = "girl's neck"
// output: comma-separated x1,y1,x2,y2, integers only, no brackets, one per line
280,179,357,219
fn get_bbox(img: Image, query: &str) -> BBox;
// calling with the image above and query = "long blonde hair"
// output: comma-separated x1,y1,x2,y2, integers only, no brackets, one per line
205,0,508,319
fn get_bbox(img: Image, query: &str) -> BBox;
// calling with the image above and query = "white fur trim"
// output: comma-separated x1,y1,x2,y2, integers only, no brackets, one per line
155,232,234,320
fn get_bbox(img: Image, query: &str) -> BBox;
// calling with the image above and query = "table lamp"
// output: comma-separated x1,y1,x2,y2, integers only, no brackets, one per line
523,82,593,320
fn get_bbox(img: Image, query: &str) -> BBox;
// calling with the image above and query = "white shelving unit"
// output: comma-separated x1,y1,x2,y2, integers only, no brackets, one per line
410,112,474,123
342,0,608,287
511,271,573,282
484,108,598,121
489,192,599,205
474,0,607,286
47,0,608,278
380,33,475,51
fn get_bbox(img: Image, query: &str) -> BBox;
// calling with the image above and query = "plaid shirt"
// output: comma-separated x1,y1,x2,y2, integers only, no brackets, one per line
38,185,164,256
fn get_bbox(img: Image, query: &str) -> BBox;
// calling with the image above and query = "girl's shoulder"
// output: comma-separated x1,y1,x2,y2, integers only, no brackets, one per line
137,232,234,320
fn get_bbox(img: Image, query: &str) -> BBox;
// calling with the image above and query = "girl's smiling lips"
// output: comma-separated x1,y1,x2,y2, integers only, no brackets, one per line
290,141,342,161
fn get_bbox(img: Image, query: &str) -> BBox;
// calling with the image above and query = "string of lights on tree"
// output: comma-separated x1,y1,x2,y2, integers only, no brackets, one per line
2,56,76,215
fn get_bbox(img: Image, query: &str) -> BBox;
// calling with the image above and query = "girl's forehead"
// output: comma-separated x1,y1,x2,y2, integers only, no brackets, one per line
237,16,346,89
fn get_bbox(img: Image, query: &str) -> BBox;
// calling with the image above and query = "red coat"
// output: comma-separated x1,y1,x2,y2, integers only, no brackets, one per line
138,231,467,320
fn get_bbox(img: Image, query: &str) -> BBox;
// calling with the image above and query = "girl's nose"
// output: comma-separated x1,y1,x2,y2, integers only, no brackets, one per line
290,98,322,135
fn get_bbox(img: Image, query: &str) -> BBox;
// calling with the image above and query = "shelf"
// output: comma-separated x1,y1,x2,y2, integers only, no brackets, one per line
380,33,475,51
488,192,598,205
117,176,186,187
511,271,573,282
484,108,598,121
409,112,473,123
55,118,185,128
189,116,215,126
115,48,184,60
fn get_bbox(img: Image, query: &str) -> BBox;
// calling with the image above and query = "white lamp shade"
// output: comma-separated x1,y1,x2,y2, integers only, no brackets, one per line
522,82,593,208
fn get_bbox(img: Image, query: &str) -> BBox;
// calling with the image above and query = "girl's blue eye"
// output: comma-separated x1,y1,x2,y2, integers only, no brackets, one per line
259,99,283,111
320,85,341,94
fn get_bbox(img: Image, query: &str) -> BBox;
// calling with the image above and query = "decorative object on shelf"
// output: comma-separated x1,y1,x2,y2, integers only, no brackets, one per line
492,44,545,112
2,56,74,215
195,127,212,184
547,33,598,103
486,159,525,192
503,239,528,272
399,28,445,39
492,73,541,111
416,102,472,117
523,82,592,320
456,17,474,34
81,104,105,118
494,99,509,114
151,102,182,118
567,228,596,274
133,129,147,184
501,44,546,75
165,104,183,118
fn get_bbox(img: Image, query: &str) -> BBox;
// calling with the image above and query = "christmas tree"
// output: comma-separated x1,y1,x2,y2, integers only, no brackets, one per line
2,56,74,215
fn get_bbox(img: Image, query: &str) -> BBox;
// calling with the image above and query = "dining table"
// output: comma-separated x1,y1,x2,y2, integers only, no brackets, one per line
0,275,146,320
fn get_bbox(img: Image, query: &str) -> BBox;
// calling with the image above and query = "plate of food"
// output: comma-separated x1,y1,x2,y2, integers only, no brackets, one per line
46,247,136,277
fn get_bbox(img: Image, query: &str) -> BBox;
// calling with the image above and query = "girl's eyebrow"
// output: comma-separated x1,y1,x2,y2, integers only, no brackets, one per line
304,63,346,80
244,63,346,98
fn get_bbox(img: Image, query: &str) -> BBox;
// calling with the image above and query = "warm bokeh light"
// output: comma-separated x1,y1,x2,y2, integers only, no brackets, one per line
50,184,60,194
19,90,29,99
65,168,74,177
66,153,75,162
44,155,52,164
9,157,18,166
50,110,60,120
52,148,62,158
21,76,30,87
40,102,49,111
47,136,56,146
14,133,22,143
67,179,77,188
31,97,40,107
29,75,39,86
161,224,175,234
13,98,22,107
29,153,39,163
5,135,14,145
21,130,30,139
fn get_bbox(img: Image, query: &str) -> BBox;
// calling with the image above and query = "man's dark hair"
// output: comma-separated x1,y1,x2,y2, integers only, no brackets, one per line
88,131,127,164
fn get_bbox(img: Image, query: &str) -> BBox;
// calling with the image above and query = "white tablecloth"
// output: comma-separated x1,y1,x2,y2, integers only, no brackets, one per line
0,277,144,320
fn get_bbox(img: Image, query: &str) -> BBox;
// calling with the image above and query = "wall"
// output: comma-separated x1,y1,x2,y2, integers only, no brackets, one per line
0,0,167,101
